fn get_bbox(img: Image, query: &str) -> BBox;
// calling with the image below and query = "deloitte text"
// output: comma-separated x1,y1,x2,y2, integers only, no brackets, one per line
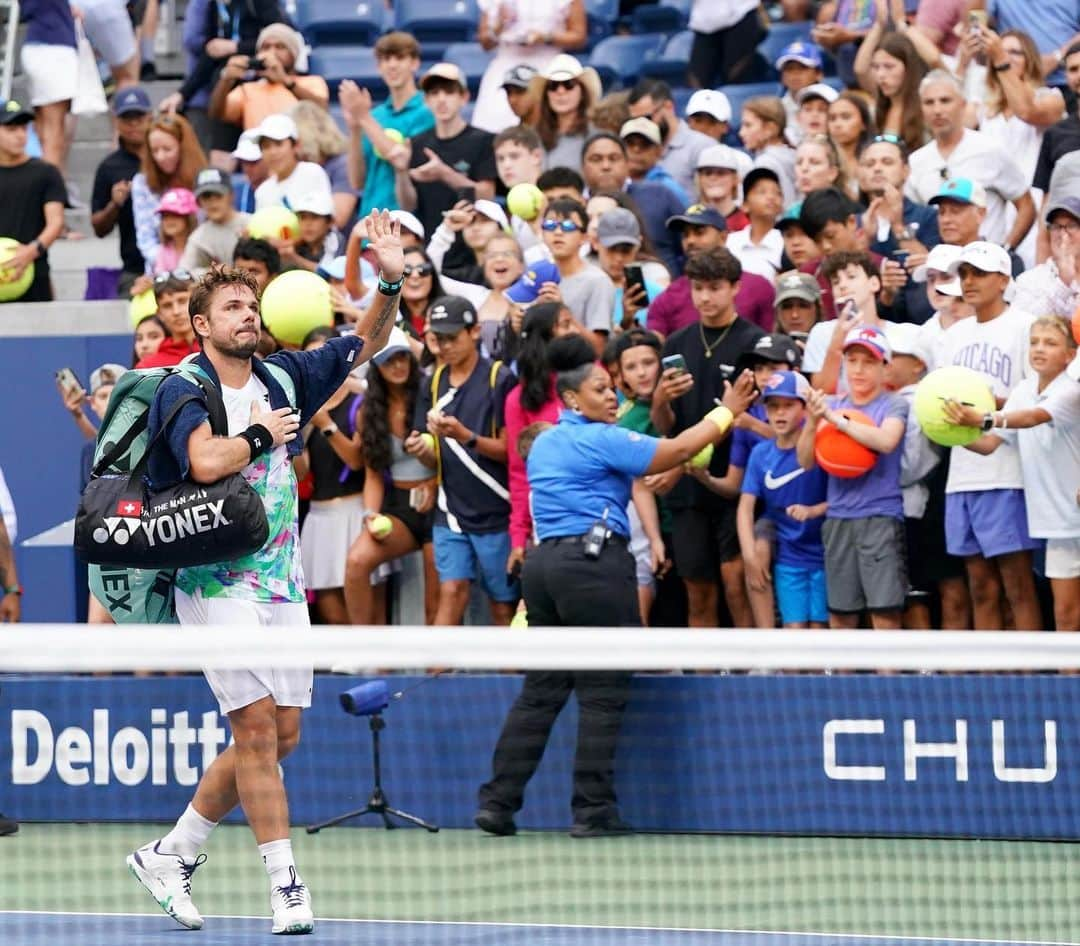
11,708,227,786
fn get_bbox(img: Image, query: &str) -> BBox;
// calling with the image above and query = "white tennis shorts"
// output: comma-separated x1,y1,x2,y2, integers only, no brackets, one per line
20,43,79,107
175,587,313,715
1045,538,1080,580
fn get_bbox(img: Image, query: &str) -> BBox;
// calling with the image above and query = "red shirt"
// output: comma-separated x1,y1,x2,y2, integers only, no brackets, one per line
135,337,200,369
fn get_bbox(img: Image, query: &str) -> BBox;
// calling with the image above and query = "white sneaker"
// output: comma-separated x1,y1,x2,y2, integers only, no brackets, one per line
126,840,206,930
270,866,314,935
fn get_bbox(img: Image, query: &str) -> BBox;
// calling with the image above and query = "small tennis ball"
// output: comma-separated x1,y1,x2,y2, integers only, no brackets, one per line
259,270,333,346
914,366,996,447
510,609,529,628
0,237,33,301
248,205,300,242
129,288,158,327
370,514,393,539
690,443,713,469
420,432,436,452
507,183,544,222
376,128,405,159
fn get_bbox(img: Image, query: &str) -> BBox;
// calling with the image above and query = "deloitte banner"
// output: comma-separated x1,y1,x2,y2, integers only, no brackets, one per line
1,674,1075,838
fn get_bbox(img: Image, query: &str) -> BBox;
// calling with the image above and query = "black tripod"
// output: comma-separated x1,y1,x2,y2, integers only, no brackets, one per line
306,713,438,834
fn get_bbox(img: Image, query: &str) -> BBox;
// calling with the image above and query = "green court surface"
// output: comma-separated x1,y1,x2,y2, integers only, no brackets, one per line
2,824,1079,941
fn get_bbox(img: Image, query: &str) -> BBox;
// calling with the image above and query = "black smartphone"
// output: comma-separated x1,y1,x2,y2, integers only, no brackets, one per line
248,56,265,71
624,262,647,298
456,186,477,205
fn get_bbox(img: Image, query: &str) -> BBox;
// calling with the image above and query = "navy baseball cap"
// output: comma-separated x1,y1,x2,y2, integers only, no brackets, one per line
505,260,561,304
737,333,802,372
775,41,823,70
0,100,33,126
113,86,152,116
666,203,727,231
761,370,811,403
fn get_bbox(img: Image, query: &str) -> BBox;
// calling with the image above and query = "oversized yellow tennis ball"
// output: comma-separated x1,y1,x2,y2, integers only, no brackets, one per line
914,366,995,447
376,128,405,159
420,432,436,452
370,514,393,539
0,237,33,301
507,183,544,222
690,442,713,469
129,288,158,327
248,205,300,242
259,270,332,346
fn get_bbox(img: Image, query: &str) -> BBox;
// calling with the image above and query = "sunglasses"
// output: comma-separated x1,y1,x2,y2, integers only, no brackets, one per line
403,262,434,277
154,269,194,285
547,79,578,92
541,219,582,233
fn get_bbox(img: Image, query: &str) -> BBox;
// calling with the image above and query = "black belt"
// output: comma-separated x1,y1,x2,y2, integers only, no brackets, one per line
541,533,628,547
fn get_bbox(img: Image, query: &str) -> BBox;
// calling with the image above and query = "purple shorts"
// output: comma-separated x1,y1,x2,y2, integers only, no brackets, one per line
945,489,1035,559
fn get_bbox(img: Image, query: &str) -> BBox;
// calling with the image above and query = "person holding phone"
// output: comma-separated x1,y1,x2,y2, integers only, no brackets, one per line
592,208,667,331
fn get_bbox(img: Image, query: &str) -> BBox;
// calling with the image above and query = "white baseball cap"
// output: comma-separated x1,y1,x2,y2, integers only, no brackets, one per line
885,322,933,367
473,199,509,231
389,209,425,239
948,240,1012,277
686,89,731,124
253,113,299,142
232,130,262,163
696,143,748,174
292,190,334,216
913,243,962,295
796,82,839,105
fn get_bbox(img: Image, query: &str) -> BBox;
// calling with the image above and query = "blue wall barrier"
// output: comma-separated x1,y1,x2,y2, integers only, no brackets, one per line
2,674,1075,838
0,332,131,623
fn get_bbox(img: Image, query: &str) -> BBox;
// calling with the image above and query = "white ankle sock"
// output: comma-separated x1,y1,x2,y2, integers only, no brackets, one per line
160,804,217,860
260,839,297,889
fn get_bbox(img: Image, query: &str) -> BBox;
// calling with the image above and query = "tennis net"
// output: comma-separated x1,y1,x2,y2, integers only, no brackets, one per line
1,626,1079,946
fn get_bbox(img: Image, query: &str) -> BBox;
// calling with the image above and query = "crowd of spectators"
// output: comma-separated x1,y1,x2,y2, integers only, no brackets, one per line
11,0,1080,630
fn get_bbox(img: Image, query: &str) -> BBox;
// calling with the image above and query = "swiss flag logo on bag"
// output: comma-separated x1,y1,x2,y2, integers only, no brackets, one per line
116,500,142,517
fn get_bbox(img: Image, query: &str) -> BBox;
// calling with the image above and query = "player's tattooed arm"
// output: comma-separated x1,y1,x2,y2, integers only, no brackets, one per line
354,209,405,359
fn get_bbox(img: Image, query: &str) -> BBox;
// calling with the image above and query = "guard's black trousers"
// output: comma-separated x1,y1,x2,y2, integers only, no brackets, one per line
477,536,638,825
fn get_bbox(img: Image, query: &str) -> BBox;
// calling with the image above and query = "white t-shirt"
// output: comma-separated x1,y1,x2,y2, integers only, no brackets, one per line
936,305,1034,493
997,373,1080,539
726,228,784,282
0,465,15,542
802,316,902,396
254,161,333,212
906,129,1028,245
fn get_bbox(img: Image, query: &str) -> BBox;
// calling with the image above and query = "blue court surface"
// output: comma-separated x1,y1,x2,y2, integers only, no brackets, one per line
0,915,1073,946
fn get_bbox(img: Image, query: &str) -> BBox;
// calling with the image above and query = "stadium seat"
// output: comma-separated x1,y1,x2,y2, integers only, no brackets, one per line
756,21,817,81
309,46,388,100
292,0,386,47
588,34,666,90
639,29,693,83
584,0,619,51
443,42,494,95
394,0,481,61
630,2,686,33
717,80,782,132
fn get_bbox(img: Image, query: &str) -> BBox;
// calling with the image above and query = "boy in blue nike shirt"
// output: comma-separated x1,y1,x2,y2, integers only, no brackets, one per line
737,371,829,628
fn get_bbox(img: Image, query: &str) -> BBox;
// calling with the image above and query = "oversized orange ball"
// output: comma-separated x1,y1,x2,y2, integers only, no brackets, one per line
815,408,877,478
1072,302,1080,345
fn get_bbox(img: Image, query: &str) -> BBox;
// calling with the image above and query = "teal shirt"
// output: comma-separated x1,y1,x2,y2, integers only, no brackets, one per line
360,91,435,217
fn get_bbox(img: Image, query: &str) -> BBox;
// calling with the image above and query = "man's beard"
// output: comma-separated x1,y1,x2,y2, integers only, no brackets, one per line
216,335,258,360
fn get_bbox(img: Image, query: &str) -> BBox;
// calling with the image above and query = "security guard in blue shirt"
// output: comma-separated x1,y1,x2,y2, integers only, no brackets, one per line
476,335,757,838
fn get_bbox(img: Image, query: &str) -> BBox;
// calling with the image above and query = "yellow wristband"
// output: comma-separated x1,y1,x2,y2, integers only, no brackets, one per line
705,405,734,435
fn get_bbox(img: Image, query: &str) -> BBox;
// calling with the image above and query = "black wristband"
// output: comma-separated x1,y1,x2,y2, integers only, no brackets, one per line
239,423,273,461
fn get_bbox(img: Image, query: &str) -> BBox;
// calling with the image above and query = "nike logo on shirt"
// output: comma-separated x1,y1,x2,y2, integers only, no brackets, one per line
763,467,806,490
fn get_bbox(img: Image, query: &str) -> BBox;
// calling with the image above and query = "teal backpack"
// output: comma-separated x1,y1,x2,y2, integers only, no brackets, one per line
85,360,296,624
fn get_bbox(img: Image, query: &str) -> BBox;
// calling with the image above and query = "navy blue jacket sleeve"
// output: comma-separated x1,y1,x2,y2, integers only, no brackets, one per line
146,375,211,487
263,335,364,424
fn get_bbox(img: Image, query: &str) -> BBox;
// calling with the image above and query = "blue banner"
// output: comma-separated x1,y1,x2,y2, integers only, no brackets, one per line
1,674,1075,838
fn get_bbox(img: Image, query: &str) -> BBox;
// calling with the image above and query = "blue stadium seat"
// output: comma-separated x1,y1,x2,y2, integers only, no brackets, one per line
444,42,494,95
309,46,388,100
292,0,386,47
756,21,816,81
718,80,782,132
630,2,686,33
584,0,619,49
588,34,666,90
394,0,480,61
639,29,693,83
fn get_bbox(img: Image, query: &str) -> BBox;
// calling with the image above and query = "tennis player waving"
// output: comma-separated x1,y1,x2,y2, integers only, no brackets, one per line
127,211,405,935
